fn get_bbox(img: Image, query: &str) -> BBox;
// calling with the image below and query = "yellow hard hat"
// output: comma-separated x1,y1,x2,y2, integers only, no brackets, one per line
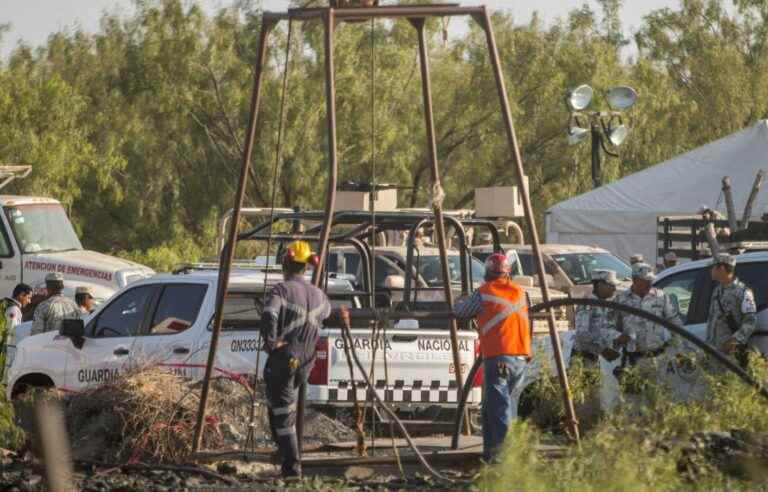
285,240,313,264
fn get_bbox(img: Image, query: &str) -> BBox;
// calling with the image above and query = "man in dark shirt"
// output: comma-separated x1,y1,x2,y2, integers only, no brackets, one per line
260,241,331,479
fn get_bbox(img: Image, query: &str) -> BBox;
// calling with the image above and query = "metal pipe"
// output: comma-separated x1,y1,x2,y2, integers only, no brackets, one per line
313,9,339,287
411,17,469,436
301,8,340,457
218,208,293,253
263,5,484,22
192,19,275,452
722,176,738,234
475,7,580,441
590,124,602,189
741,170,765,230
504,220,524,245
404,216,471,303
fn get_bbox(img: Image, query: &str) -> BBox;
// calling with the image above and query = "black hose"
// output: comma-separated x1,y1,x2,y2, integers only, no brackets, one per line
450,297,768,450
450,355,482,450
339,316,465,484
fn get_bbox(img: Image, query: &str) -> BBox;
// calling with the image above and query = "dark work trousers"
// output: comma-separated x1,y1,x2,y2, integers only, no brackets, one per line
264,347,311,477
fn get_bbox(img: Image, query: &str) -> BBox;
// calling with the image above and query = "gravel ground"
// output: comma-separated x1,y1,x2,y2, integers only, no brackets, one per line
0,449,474,491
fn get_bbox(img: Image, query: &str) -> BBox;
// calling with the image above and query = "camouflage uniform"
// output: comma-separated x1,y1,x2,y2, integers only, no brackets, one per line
707,280,757,347
613,287,682,353
706,254,757,368
612,263,683,397
574,294,617,357
612,263,681,354
31,294,80,336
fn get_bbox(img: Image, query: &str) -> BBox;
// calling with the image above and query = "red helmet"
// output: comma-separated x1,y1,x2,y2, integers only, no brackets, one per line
484,253,511,276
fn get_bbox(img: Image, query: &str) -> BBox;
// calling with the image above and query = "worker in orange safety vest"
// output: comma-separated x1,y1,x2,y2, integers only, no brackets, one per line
454,252,530,462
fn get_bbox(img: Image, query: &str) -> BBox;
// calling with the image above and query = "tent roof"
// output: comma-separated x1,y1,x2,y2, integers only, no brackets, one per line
548,120,768,216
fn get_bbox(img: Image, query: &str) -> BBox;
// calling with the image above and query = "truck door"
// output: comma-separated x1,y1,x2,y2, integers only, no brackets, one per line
67,284,160,390
0,210,21,297
131,283,210,380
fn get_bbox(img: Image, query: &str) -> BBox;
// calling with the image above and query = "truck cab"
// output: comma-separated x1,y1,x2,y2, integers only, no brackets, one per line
501,243,633,297
0,167,153,305
0,196,154,303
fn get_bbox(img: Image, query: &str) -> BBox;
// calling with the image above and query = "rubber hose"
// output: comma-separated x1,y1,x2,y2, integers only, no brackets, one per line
450,297,768,450
450,355,482,450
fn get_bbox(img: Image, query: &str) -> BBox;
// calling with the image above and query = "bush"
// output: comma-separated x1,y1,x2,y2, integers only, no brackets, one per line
477,354,768,490
0,388,24,450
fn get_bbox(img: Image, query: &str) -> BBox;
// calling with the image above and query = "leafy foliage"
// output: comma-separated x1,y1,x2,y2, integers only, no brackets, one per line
476,357,768,490
0,0,765,262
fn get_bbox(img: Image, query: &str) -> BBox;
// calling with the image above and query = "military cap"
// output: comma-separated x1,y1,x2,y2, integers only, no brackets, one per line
711,253,736,267
75,286,94,297
591,269,618,286
629,254,644,264
631,262,656,281
45,272,64,282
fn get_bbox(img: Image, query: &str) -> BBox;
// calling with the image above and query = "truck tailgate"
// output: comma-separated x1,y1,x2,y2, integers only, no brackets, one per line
310,328,481,407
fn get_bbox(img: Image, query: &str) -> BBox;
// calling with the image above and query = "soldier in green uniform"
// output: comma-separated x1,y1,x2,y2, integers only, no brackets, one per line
707,253,757,368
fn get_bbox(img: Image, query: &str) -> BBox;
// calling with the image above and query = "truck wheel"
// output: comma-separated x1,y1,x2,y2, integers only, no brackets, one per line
11,374,55,399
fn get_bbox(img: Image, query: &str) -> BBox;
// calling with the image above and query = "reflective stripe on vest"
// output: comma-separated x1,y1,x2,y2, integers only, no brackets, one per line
478,294,527,335
476,279,531,358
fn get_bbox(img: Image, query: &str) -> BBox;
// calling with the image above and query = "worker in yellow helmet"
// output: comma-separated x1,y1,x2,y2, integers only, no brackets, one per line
260,240,331,479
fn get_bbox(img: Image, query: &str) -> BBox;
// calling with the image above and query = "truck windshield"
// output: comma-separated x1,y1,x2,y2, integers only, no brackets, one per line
4,204,83,254
550,252,632,285
417,255,485,286
472,250,524,277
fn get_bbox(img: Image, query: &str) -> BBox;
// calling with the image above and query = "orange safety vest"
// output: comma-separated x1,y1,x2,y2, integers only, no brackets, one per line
476,278,530,358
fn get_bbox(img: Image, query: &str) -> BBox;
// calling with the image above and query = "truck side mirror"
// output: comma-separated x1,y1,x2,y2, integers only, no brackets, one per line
60,318,85,349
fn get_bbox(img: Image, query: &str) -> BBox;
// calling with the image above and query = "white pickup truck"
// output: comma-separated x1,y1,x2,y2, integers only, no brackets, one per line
6,268,483,418
0,166,153,303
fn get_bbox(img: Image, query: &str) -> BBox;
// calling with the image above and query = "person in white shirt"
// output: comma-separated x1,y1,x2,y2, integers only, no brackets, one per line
2,283,32,379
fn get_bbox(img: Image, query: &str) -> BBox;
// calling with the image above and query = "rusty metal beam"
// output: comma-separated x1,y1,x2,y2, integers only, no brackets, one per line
410,17,470,436
192,18,276,452
299,8,340,460
263,5,482,22
474,8,580,442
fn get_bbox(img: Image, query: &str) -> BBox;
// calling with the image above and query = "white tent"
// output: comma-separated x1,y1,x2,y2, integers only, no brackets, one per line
546,120,768,265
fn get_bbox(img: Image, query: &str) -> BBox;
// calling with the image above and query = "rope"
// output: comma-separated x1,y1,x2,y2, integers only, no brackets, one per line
245,19,295,453
339,311,367,456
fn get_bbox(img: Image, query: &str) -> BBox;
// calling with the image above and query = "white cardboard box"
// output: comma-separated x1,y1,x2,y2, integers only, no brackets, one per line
475,181,527,218
335,189,398,212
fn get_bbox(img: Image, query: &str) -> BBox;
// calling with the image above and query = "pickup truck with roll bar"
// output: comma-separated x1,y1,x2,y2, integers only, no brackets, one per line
9,209,575,426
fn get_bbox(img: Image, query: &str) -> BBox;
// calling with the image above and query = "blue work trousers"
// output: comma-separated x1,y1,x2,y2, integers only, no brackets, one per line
482,354,529,462
264,347,312,477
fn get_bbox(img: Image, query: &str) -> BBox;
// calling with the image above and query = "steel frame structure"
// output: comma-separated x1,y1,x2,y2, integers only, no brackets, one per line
193,3,579,452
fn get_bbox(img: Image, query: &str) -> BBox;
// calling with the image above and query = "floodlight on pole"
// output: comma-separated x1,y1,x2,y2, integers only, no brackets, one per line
606,86,638,110
607,124,629,147
568,126,589,145
566,84,594,111
564,84,637,189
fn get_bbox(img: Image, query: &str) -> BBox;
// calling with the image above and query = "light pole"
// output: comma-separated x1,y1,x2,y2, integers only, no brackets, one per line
565,84,637,188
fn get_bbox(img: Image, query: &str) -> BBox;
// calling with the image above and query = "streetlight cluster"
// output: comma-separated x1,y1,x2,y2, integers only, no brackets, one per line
565,84,638,188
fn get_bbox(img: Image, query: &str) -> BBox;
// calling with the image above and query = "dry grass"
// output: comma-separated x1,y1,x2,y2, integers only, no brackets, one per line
64,368,255,463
